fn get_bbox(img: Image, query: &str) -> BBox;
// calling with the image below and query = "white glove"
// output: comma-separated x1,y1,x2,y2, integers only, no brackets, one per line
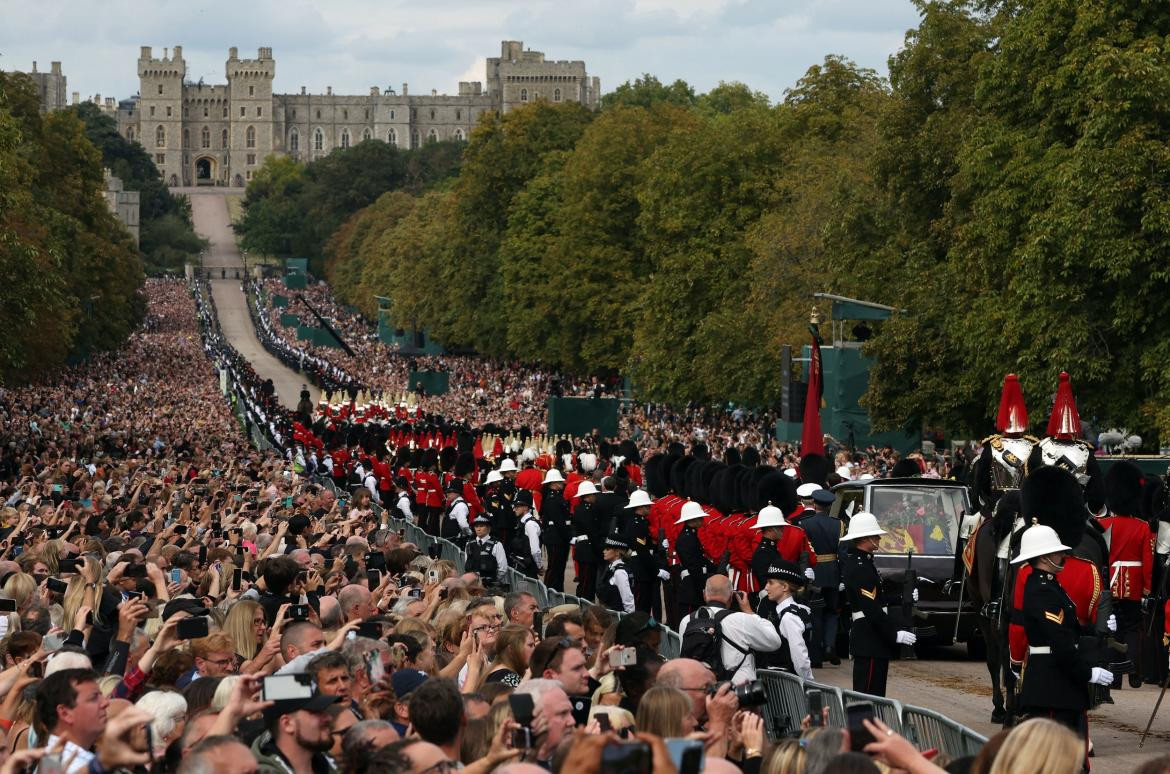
1107,614,1117,633
839,582,846,592
895,630,917,646
912,588,919,603
804,567,815,580
1089,667,1114,686
661,539,670,551
657,570,670,581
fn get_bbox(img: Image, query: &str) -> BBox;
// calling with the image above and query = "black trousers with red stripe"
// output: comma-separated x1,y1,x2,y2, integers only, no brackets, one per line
852,656,890,697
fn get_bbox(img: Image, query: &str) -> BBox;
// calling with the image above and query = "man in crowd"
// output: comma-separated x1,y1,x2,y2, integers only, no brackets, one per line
36,668,111,773
252,684,341,773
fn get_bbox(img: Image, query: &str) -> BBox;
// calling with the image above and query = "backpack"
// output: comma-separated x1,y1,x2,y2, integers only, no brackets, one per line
680,607,750,681
778,604,813,648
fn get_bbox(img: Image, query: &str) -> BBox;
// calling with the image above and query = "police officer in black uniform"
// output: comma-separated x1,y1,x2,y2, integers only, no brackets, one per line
804,488,844,666
571,481,603,601
440,479,472,547
596,532,636,613
841,512,916,697
624,490,663,614
509,490,543,577
676,500,713,620
755,560,814,678
541,469,572,592
1014,522,1113,753
466,512,509,588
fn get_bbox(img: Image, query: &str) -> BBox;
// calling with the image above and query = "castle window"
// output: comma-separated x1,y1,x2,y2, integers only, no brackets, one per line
454,129,464,141
314,128,323,150
343,109,348,120
362,128,371,141
364,109,369,119
183,128,189,148
291,109,296,119
411,130,419,149
390,109,395,120
289,128,299,152
249,85,255,97
222,129,228,148
316,109,321,119
155,153,165,164
223,107,228,118
150,106,156,117
201,126,210,148
430,109,435,120
340,129,350,149
127,127,135,142
247,153,256,165
166,106,172,117
411,108,417,120
240,106,246,117
158,84,163,95
257,106,263,117
203,106,209,117
456,109,462,120
554,88,562,102
387,128,396,146
520,88,528,102
427,129,437,144
155,125,166,147
245,125,256,148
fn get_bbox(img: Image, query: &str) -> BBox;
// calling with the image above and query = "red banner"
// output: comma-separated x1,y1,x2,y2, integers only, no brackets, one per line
801,336,825,456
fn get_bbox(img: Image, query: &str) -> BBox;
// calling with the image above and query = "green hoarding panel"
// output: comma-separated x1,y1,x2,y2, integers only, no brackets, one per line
284,273,306,290
280,313,299,327
408,371,450,396
286,258,309,274
547,397,619,438
273,295,289,308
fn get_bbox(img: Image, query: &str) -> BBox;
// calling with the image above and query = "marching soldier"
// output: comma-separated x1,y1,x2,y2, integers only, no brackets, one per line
804,488,844,667
842,512,917,697
541,468,572,592
1100,461,1153,689
1014,522,1113,759
571,481,603,601
482,469,513,544
750,505,816,591
676,500,713,620
624,489,664,615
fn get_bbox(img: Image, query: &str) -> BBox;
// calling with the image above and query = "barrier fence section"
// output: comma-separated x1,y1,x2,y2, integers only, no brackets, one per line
757,670,986,760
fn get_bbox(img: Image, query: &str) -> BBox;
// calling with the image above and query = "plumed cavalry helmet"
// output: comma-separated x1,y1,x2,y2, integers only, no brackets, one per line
1047,371,1081,440
997,373,1029,435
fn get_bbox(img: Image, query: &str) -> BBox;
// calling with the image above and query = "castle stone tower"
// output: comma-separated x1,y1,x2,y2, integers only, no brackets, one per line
226,47,275,186
137,46,186,186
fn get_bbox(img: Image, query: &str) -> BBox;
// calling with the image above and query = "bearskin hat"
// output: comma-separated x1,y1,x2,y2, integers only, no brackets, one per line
555,439,573,457
1021,465,1087,548
742,446,761,468
421,447,439,469
799,453,831,488
723,447,742,466
667,441,685,457
890,458,922,479
455,451,477,478
691,442,710,461
684,459,708,503
1105,460,1145,517
710,465,737,514
599,441,613,460
746,465,775,510
457,432,475,454
439,446,458,473
671,456,696,496
756,470,799,516
619,439,641,465
1142,477,1170,524
700,461,726,507
644,453,669,498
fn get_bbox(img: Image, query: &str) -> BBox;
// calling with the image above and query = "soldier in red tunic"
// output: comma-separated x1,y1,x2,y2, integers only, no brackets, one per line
1100,461,1153,688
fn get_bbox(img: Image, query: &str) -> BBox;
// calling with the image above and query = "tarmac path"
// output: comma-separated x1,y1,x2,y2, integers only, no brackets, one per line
182,188,318,411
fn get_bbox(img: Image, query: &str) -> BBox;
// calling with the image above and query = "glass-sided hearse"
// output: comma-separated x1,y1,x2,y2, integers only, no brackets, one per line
829,477,980,653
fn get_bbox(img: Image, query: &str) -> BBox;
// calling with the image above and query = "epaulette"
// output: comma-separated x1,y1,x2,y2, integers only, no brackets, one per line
979,433,1003,446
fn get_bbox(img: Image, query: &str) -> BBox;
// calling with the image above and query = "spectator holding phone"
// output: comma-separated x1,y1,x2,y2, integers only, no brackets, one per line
179,633,239,688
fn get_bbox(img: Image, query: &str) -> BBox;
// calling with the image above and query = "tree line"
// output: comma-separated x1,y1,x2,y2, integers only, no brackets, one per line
242,1,1170,444
0,73,146,383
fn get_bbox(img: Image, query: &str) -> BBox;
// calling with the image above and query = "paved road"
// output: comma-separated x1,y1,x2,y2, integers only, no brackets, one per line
186,189,318,411
810,647,1170,772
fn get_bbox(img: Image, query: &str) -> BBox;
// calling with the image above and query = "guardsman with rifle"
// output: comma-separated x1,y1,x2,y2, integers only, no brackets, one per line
1014,522,1113,764
841,512,917,697
1100,461,1154,689
804,488,844,667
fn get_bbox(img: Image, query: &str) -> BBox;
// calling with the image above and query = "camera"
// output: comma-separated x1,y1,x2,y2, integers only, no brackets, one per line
707,679,766,708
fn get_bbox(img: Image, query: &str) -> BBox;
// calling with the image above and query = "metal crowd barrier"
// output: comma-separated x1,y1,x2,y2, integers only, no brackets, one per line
756,669,986,760
901,704,986,759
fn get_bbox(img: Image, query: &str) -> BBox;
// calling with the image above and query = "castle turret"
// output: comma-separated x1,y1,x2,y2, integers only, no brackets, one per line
226,46,275,186
137,45,186,185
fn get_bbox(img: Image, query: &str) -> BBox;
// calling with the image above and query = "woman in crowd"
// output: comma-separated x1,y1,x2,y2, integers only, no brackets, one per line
479,624,534,688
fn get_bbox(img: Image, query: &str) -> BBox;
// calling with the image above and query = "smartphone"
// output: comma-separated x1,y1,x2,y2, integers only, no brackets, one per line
288,604,311,621
125,591,145,601
365,552,387,571
51,484,63,494
367,570,381,590
508,692,534,749
806,689,824,727
408,587,423,599
232,567,243,591
284,496,293,508
0,598,17,613
356,621,383,640
236,545,247,556
263,673,314,701
601,741,652,774
847,702,876,752
174,525,188,535
365,650,385,683
596,712,612,732
58,559,79,573
46,577,68,594
176,616,210,640
38,754,64,774
609,648,636,668
427,568,439,583
533,610,543,638
170,568,182,584
571,696,592,727
665,739,705,774
84,611,94,626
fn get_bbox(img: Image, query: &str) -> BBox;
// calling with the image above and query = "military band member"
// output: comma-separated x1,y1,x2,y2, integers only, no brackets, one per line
842,512,917,697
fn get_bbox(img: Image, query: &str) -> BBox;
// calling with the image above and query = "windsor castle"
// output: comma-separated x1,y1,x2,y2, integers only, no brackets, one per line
111,41,599,188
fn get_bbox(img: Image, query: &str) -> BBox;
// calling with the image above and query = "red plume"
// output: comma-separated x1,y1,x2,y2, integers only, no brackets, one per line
996,374,1029,434
1047,371,1081,439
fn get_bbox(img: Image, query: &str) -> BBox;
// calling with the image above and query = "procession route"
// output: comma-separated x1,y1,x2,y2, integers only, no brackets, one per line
813,647,1169,772
183,188,319,412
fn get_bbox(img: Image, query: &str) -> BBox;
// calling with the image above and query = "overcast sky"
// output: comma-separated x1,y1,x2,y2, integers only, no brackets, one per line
2,0,923,104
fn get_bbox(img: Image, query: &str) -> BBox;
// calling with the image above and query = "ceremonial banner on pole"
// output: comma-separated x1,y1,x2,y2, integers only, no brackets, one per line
801,335,825,456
